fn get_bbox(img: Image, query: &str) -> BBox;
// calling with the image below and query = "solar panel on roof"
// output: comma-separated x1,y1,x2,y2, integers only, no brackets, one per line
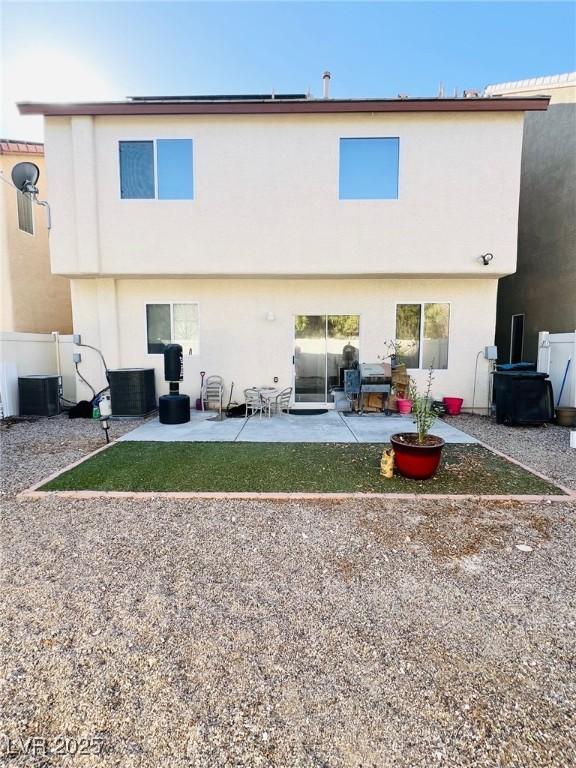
128,94,308,102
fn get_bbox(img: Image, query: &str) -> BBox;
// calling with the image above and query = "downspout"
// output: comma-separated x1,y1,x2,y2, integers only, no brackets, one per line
52,330,62,398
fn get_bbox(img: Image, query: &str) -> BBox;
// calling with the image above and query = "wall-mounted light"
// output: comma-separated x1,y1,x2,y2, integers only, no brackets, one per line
266,312,276,321
479,253,494,266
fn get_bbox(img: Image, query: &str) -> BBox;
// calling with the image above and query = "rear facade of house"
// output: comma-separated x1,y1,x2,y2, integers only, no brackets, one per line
20,91,548,410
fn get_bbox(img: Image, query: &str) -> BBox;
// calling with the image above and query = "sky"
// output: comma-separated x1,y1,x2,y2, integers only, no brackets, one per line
2,0,575,141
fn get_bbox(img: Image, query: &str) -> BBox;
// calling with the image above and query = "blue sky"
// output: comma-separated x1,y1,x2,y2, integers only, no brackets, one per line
2,1,575,140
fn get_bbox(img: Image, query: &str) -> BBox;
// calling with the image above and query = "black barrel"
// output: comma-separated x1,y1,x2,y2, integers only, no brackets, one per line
164,344,183,381
159,394,190,424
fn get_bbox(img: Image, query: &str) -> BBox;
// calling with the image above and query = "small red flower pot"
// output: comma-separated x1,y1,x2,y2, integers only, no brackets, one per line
397,398,413,415
443,397,464,416
390,433,445,480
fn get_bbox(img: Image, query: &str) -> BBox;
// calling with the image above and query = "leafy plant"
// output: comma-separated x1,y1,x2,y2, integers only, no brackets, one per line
381,339,401,360
408,368,442,443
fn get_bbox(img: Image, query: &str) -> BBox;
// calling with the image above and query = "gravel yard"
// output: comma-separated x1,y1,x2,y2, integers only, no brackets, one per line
448,414,576,490
1,415,575,767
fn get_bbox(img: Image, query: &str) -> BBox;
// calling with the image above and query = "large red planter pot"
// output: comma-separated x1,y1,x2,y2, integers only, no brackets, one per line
390,433,446,480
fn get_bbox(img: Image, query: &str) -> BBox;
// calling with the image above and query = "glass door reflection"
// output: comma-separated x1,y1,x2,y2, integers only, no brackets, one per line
294,315,359,404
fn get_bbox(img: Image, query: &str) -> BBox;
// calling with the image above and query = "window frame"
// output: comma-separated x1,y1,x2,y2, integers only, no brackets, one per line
394,301,451,371
144,301,200,356
338,136,400,201
16,189,34,235
119,138,194,201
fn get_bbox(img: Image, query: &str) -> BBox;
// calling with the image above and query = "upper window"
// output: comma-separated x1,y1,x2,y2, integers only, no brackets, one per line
395,303,450,369
17,191,34,234
120,139,194,199
339,138,399,199
146,302,199,354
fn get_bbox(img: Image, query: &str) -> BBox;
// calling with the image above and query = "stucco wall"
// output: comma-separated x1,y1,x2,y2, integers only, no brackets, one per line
69,277,498,412
44,111,524,278
496,103,576,362
0,152,72,333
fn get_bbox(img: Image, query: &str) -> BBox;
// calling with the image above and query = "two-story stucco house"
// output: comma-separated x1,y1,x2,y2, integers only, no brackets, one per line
19,88,548,410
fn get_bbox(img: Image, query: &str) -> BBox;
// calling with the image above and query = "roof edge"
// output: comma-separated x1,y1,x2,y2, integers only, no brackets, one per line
18,96,550,117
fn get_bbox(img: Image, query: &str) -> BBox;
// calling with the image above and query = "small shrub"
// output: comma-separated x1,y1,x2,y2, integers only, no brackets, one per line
409,369,442,444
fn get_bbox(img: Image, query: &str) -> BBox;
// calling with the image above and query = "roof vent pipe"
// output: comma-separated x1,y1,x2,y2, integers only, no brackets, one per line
322,71,331,99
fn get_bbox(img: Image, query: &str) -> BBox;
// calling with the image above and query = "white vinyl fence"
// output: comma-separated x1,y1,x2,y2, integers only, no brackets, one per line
537,331,576,408
0,332,76,417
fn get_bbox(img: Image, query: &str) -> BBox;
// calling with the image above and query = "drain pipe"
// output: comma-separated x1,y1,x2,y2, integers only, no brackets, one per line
52,330,63,402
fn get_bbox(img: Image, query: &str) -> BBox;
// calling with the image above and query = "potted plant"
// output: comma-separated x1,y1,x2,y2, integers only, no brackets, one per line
390,369,445,480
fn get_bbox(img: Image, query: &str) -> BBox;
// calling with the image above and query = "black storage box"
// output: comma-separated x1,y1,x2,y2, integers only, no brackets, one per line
18,375,60,416
493,371,554,426
108,368,157,416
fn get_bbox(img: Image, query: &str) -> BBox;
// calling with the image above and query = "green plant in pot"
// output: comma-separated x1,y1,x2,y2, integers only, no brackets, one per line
390,369,445,480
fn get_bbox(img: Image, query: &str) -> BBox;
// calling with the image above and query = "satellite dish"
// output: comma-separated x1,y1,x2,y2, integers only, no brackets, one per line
11,162,40,193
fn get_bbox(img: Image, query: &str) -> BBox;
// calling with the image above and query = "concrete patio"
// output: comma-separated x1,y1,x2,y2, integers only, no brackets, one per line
118,410,478,443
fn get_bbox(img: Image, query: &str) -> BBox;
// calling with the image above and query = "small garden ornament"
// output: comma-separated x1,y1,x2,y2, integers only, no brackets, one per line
380,448,395,479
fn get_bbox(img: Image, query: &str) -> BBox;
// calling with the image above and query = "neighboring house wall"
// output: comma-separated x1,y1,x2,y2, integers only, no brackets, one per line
0,142,72,333
488,75,576,363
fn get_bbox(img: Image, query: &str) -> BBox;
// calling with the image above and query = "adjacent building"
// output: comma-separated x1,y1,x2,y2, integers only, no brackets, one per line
487,73,576,363
0,139,72,334
19,88,548,409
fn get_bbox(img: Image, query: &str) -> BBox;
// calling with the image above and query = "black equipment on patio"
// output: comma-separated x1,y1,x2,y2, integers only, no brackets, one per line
164,343,183,382
493,370,554,426
159,344,190,425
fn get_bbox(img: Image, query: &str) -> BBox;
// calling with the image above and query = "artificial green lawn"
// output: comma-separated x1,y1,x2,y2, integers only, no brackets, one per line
40,442,565,495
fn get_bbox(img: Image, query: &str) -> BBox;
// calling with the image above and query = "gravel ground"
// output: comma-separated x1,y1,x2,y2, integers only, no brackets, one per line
1,416,575,767
447,414,576,490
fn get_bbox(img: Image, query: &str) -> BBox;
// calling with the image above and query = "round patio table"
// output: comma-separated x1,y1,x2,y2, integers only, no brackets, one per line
255,387,281,417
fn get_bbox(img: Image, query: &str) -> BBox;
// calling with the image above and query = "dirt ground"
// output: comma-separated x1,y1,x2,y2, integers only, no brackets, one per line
1,415,575,767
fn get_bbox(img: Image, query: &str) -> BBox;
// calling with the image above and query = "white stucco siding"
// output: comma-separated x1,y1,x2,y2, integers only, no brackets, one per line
47,112,524,277
70,277,498,412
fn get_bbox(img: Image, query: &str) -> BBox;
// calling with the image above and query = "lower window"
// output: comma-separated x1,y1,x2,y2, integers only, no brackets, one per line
395,303,450,369
146,303,199,354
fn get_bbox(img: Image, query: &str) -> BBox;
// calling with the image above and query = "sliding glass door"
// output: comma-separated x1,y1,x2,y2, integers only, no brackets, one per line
294,315,360,404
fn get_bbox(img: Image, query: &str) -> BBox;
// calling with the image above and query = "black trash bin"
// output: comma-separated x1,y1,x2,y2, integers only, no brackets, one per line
493,371,554,425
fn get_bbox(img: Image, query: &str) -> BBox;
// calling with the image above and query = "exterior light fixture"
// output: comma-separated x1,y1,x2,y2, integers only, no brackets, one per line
100,417,110,444
479,253,494,266
266,312,276,321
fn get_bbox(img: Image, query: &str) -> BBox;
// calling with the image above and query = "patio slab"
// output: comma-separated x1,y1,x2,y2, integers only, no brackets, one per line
344,413,478,444
119,410,478,444
117,410,246,442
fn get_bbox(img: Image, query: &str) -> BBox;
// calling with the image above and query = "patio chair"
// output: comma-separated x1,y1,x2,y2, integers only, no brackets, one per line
202,375,224,415
244,388,265,418
270,386,292,416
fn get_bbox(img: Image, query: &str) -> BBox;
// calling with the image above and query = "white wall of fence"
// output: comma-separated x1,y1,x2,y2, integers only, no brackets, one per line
0,332,76,417
537,331,576,408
